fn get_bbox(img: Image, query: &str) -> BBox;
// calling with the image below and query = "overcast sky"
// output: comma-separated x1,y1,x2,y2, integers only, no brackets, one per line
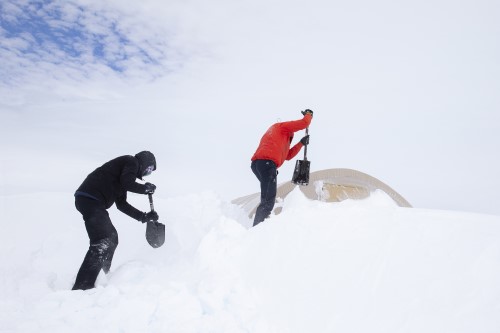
1,0,499,215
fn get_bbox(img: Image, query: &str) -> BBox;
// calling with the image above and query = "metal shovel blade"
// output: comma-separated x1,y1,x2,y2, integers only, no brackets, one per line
146,221,165,248
291,159,311,186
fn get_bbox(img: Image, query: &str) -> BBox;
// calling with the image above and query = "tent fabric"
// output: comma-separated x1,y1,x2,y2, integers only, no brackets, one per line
232,168,411,218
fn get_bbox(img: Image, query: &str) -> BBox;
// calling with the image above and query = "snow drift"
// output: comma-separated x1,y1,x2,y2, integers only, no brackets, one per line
1,189,500,333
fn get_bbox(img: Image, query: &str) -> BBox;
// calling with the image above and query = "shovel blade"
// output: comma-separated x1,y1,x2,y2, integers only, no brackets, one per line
291,159,310,186
146,221,165,248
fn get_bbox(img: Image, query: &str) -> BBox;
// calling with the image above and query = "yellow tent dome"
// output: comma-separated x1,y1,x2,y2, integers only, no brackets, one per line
232,168,411,218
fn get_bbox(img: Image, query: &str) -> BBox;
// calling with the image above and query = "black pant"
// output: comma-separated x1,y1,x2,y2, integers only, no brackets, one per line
72,196,118,290
251,160,277,226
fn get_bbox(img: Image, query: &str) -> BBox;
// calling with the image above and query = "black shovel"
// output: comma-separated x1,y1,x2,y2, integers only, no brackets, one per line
291,127,311,186
145,193,165,248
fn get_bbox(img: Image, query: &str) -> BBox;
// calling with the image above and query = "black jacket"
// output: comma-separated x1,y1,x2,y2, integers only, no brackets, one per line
76,155,150,221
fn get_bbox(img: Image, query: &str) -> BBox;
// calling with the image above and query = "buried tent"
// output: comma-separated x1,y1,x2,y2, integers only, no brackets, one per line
232,168,411,218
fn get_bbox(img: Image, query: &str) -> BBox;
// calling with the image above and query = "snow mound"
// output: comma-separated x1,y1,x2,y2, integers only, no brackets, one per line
1,189,500,332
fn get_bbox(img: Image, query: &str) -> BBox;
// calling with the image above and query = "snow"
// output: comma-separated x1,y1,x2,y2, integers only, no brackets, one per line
1,188,499,332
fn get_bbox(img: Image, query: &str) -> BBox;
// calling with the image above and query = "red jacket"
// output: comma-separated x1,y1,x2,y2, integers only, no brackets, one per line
251,114,312,168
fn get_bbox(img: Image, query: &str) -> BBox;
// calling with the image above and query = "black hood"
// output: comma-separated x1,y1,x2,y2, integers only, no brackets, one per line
135,151,156,179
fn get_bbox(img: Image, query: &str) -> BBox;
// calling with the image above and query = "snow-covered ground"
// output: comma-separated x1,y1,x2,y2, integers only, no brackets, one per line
1,188,499,333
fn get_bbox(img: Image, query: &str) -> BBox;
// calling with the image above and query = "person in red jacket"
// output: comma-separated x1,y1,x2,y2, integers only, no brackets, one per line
250,109,313,226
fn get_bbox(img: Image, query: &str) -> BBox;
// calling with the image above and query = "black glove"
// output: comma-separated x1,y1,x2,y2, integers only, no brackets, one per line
141,211,159,223
144,182,156,194
300,135,310,146
301,109,313,117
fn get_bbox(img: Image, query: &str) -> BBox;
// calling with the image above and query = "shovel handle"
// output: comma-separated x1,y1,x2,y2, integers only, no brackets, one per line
303,127,309,161
148,193,155,212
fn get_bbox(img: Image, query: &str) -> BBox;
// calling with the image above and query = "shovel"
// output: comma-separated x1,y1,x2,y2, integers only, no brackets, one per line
291,127,311,186
145,193,165,248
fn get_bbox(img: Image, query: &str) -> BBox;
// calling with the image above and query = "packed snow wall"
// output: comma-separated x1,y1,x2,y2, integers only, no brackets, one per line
233,168,412,218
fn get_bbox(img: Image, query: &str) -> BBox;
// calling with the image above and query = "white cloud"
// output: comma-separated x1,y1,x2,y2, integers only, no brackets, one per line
0,0,187,94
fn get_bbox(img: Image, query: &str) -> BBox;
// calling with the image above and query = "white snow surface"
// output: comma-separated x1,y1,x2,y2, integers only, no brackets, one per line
1,189,500,333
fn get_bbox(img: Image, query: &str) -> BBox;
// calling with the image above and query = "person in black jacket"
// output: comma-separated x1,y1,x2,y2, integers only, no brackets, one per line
72,151,159,290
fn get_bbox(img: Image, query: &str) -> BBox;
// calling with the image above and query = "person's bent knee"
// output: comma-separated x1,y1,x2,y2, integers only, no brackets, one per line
91,234,118,254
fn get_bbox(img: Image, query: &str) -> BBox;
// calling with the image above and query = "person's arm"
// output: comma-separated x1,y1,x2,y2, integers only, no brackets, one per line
280,113,312,133
115,193,144,221
120,157,149,194
286,142,304,160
